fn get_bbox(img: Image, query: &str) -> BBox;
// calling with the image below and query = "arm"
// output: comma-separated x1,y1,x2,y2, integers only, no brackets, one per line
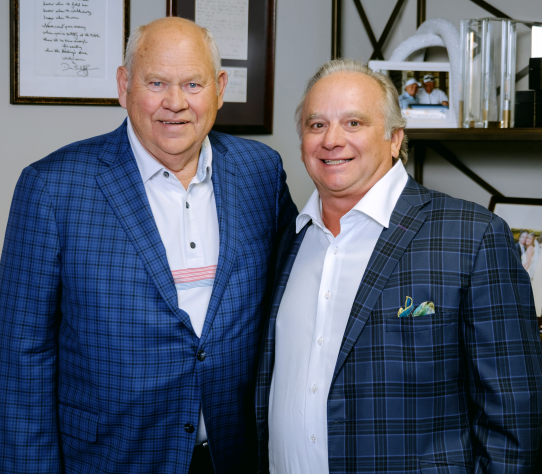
461,216,542,473
524,246,534,270
0,167,62,473
275,157,298,241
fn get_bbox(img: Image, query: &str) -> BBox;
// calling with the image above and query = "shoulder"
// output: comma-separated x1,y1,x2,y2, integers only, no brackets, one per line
405,179,498,232
29,122,124,176
208,131,282,170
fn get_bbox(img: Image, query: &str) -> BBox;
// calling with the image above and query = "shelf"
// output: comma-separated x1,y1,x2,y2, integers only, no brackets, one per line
406,128,542,141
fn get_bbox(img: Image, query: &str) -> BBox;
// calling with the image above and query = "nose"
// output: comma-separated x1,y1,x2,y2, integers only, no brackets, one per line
162,85,189,113
322,123,346,150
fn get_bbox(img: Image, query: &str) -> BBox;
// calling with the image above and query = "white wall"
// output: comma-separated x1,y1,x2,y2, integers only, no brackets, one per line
341,0,542,207
0,0,330,248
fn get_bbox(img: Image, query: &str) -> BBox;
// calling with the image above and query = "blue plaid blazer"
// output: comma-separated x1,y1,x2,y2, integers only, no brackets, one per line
0,120,296,474
256,177,542,473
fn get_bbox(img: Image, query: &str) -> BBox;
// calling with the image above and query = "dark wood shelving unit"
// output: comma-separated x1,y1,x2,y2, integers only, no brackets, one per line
407,128,542,142
407,128,542,191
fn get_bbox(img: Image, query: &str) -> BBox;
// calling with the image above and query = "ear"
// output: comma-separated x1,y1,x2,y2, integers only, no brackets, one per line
216,70,228,110
117,66,129,109
390,128,404,159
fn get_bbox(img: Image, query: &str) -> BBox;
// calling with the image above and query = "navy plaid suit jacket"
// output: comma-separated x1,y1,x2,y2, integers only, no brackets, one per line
256,177,542,473
0,120,297,473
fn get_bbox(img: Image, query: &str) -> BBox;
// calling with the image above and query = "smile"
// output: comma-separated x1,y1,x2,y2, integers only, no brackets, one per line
322,159,353,165
159,121,188,124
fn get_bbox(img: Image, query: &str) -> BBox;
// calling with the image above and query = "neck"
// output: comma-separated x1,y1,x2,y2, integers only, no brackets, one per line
320,193,364,237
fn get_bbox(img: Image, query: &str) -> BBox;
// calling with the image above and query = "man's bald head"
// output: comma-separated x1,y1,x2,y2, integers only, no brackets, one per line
124,17,221,84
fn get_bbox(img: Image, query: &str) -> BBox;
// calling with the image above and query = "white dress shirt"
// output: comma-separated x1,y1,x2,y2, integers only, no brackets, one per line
127,118,219,443
417,87,448,105
268,160,408,474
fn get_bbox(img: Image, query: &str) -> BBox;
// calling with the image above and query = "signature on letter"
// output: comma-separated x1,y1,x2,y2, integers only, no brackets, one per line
61,62,98,77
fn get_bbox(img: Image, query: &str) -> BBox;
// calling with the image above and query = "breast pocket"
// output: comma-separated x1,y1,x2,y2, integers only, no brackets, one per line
385,312,451,332
58,403,99,442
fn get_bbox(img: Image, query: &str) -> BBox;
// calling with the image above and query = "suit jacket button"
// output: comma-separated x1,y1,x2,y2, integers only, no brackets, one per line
184,424,195,433
197,350,206,361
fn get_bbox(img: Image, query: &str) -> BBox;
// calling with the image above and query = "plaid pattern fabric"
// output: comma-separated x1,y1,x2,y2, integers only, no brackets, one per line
0,120,297,474
256,177,542,474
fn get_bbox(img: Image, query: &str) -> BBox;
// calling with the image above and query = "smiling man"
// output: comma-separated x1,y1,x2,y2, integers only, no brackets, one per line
255,59,542,474
0,17,296,474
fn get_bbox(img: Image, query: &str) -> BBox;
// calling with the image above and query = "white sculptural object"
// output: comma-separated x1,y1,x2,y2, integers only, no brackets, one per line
389,18,461,117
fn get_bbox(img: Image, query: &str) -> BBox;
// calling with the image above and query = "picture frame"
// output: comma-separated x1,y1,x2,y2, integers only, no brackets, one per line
368,60,457,129
489,196,542,322
167,0,276,134
10,0,130,106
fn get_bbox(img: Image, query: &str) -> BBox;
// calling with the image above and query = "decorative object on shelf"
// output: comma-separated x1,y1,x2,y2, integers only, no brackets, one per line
489,196,542,317
369,60,456,129
388,18,461,120
167,0,276,134
459,18,517,129
10,0,130,105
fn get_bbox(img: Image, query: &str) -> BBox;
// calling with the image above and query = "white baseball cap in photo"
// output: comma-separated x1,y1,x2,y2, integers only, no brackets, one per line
423,74,435,83
405,78,421,87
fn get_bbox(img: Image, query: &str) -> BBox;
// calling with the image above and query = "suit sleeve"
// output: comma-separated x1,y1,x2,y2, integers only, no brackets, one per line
0,166,62,473
274,155,297,240
461,215,542,473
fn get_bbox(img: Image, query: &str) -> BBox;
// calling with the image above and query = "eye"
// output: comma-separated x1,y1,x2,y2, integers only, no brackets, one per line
348,121,360,127
311,123,324,129
153,82,162,87
188,83,198,88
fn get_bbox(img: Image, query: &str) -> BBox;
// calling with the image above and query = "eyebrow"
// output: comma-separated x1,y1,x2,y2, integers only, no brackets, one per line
304,111,371,127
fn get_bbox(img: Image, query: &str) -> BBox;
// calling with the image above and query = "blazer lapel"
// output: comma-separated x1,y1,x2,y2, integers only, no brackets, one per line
332,178,431,383
95,123,192,329
198,136,238,343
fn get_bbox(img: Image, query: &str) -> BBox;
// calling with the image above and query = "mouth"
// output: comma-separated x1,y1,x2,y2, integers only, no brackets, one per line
159,121,189,125
321,158,353,166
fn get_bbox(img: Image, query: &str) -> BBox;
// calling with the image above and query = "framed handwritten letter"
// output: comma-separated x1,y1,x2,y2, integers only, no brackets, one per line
167,0,276,134
10,0,130,105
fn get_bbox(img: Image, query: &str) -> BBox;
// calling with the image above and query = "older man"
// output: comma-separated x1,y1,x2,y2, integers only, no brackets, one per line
417,73,449,106
0,17,296,474
398,78,420,109
255,59,542,473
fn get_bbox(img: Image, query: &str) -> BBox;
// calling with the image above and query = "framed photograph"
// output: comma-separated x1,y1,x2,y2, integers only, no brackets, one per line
10,0,130,105
489,196,542,321
368,60,456,129
167,0,276,134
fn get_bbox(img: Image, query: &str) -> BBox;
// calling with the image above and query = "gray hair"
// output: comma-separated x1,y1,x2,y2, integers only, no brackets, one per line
124,21,222,89
295,59,409,164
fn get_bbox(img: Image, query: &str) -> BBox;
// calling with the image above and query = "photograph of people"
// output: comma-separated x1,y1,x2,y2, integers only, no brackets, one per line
398,78,420,109
516,230,529,260
417,74,449,106
523,232,540,280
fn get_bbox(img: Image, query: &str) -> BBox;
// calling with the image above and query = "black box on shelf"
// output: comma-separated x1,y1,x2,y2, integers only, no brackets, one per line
515,90,542,127
529,57,542,90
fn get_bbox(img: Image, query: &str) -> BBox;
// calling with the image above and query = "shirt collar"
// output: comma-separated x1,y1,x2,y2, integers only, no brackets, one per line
296,160,408,234
127,117,213,184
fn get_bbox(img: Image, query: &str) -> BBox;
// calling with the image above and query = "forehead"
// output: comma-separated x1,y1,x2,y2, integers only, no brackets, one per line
304,72,385,118
134,27,213,77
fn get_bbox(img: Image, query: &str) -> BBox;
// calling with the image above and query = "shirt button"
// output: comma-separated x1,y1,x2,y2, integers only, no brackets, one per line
317,337,324,346
186,202,190,209
311,384,317,393
197,350,206,361
310,435,316,444
333,247,338,254
190,242,196,249
163,171,169,178
184,423,195,433
325,291,331,299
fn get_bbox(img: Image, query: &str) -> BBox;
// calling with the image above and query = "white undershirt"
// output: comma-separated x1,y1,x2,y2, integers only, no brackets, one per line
127,118,219,444
268,160,408,474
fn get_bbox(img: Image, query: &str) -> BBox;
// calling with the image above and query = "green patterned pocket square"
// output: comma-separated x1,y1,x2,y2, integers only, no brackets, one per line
398,297,435,317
